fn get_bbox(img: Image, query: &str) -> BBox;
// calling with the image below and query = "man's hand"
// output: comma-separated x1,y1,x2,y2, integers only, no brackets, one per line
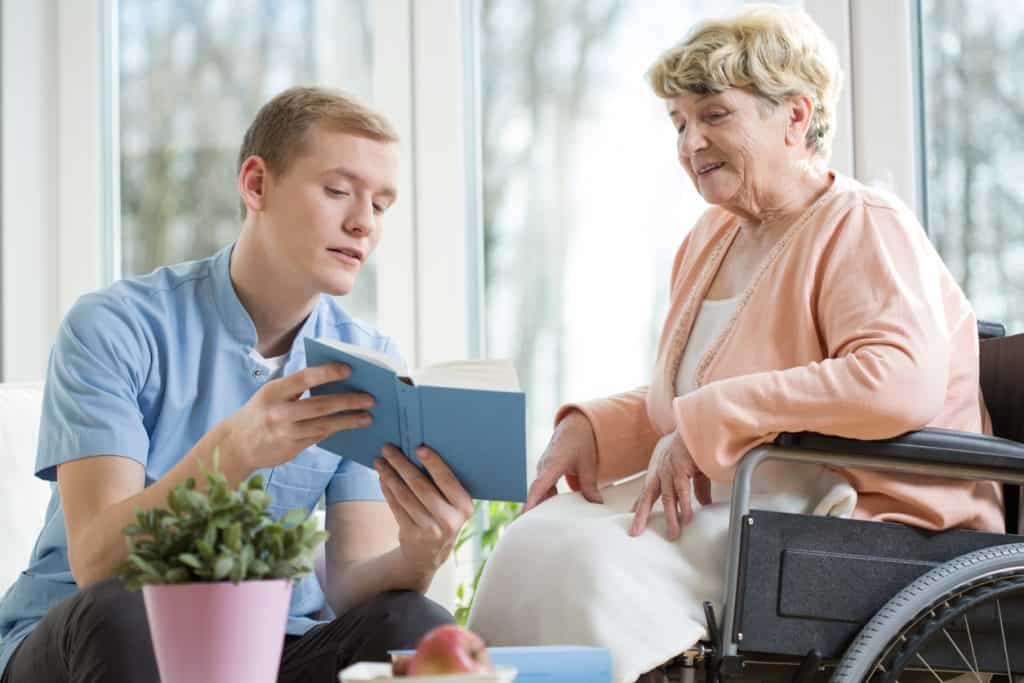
374,445,474,580
222,362,376,472
629,431,711,540
523,410,601,513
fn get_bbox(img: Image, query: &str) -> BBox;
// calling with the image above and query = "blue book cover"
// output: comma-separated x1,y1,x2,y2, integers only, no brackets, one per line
304,337,528,502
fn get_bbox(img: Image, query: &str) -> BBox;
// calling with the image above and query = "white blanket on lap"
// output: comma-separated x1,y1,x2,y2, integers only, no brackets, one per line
467,461,858,683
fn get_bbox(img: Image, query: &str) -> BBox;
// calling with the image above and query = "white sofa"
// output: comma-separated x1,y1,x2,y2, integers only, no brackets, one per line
0,382,50,594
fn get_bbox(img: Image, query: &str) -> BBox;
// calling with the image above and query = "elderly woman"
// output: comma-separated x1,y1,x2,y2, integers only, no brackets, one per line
466,6,1002,682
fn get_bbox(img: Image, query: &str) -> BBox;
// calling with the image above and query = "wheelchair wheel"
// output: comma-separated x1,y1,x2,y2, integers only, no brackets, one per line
833,542,1024,682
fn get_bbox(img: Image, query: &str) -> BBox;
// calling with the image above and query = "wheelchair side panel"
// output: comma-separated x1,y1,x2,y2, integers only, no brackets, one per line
735,511,1011,657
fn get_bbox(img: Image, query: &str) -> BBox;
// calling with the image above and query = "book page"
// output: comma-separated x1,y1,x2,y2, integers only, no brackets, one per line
411,360,520,392
315,338,404,375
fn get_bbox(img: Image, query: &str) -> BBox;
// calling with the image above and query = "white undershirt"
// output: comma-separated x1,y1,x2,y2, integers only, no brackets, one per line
248,349,288,380
674,296,741,396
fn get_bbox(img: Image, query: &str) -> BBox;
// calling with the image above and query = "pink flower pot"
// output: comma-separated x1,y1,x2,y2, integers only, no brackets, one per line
143,580,293,683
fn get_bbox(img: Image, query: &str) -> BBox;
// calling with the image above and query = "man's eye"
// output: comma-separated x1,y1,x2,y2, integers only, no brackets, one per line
326,187,349,197
676,122,686,134
372,203,385,214
707,111,727,121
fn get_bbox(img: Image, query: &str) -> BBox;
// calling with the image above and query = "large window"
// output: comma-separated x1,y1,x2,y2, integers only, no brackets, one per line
919,0,1024,331
479,0,800,465
118,0,378,323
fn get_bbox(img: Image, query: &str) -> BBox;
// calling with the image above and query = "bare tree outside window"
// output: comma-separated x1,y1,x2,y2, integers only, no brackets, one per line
921,0,1024,331
119,0,377,323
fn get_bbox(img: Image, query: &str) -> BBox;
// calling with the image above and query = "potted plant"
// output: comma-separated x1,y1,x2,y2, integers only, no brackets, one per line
120,453,327,683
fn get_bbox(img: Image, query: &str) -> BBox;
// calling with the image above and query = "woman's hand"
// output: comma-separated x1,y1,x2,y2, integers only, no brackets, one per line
375,445,475,578
523,410,602,513
630,431,711,540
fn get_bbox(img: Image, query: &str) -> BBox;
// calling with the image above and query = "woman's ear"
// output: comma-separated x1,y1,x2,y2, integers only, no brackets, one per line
784,95,815,148
238,155,268,215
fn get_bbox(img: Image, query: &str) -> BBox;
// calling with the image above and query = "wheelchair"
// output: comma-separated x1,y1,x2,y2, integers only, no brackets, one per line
660,322,1024,682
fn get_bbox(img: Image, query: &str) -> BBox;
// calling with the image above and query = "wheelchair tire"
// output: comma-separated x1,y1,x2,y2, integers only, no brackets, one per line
832,542,1024,682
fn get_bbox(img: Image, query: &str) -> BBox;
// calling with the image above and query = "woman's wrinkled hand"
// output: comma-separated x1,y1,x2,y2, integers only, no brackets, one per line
523,410,602,513
630,431,711,540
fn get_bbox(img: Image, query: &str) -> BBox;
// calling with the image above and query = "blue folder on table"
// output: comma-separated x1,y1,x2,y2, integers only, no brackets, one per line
305,337,528,502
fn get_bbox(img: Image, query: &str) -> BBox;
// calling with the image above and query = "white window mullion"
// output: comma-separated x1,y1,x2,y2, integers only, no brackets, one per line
56,0,106,322
849,0,921,213
410,0,471,367
804,0,856,179
2,0,59,382
373,0,419,367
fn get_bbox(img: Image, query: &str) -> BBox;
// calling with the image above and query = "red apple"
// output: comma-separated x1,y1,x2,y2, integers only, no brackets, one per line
407,625,494,676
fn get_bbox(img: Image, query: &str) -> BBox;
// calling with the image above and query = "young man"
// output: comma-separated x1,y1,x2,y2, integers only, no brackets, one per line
0,87,473,682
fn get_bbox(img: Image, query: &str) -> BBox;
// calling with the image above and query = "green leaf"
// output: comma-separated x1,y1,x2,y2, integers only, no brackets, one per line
213,556,234,581
229,558,243,584
281,507,307,527
203,522,217,548
165,567,190,583
130,555,161,577
226,522,242,552
196,540,215,560
177,553,202,569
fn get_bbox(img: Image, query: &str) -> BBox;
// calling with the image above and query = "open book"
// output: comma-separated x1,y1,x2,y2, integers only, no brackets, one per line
304,337,527,502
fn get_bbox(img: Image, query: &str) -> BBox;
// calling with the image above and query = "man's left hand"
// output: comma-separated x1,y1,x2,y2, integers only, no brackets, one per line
375,444,474,579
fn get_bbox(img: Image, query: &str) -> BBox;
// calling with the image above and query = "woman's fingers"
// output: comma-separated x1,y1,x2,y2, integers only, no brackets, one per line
574,443,603,504
677,472,694,530
524,456,564,513
694,471,712,506
629,477,660,536
662,471,681,540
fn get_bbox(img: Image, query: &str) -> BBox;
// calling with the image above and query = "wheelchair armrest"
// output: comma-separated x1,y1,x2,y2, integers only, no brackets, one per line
978,319,1007,339
774,428,1024,472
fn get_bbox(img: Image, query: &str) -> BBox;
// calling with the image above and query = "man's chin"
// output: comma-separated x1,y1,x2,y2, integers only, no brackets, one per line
320,277,356,297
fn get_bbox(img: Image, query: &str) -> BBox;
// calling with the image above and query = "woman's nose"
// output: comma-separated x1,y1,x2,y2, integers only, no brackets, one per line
678,126,708,158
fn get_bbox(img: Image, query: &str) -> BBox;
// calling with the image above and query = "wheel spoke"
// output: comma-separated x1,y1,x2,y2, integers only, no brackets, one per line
941,627,981,680
964,613,980,675
996,600,1013,681
916,652,946,682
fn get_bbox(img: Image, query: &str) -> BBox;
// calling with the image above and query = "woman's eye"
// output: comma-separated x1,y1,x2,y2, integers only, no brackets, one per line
707,111,727,122
372,203,385,214
326,187,349,197
676,122,686,134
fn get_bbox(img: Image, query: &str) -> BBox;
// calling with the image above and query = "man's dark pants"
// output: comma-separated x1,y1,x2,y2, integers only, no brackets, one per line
2,577,453,682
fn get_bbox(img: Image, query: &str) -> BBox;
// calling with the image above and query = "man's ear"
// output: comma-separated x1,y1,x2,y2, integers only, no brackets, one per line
238,155,269,214
784,95,815,148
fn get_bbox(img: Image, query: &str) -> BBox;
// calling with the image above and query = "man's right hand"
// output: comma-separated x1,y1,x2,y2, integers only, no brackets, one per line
523,409,602,513
222,362,376,472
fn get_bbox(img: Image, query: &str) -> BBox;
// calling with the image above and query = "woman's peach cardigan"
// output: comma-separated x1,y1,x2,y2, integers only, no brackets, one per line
559,173,1003,533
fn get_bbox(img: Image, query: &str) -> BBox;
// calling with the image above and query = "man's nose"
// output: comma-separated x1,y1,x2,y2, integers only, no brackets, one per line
344,199,374,236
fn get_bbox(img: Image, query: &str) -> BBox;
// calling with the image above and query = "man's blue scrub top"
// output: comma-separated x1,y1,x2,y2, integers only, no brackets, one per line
0,244,399,674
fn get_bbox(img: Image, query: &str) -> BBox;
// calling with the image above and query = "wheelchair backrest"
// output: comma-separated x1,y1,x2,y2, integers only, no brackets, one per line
978,323,1023,533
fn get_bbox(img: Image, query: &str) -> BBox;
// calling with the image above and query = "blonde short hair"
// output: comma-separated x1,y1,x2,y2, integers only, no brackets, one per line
646,4,842,158
237,86,399,217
